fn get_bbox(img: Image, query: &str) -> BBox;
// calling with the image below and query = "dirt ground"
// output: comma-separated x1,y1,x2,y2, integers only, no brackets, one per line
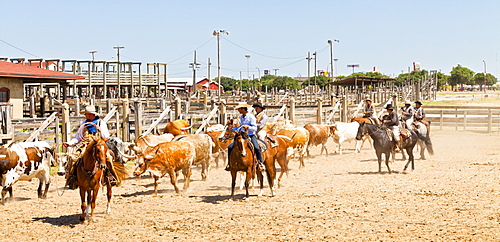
1,129,500,241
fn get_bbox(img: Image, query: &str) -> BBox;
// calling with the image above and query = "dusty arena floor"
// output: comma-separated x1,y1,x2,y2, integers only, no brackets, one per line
1,129,500,241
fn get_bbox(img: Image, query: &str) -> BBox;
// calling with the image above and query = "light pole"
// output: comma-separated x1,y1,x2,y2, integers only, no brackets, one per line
245,55,251,79
327,39,339,80
113,45,124,98
190,51,200,93
483,60,487,93
213,30,229,99
334,58,339,76
306,52,313,86
313,52,317,87
256,67,261,91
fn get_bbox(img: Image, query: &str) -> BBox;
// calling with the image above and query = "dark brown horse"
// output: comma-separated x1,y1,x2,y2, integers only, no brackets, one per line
71,136,126,222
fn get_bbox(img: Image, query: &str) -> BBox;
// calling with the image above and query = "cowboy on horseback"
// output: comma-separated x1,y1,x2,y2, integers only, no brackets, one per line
363,98,374,118
253,102,277,147
401,100,415,129
225,102,266,172
63,105,119,189
413,101,430,134
382,104,403,151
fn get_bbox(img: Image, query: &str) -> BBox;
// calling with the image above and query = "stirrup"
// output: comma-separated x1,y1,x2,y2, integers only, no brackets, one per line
66,175,78,190
258,162,265,172
224,165,230,171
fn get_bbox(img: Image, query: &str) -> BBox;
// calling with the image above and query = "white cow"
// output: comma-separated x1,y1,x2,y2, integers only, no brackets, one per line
1,141,53,203
331,122,371,154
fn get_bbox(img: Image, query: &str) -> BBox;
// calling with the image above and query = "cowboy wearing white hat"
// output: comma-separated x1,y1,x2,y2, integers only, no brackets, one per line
401,100,415,129
225,102,265,172
63,105,118,188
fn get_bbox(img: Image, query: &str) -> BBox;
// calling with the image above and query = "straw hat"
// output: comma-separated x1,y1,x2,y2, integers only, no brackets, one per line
82,105,99,115
235,102,251,110
404,100,412,105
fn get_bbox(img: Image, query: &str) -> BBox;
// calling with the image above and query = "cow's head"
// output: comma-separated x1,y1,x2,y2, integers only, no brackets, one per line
133,152,154,177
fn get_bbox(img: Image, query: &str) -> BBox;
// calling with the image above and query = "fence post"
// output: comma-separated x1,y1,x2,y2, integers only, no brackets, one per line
317,99,323,124
55,116,60,152
174,97,182,119
488,109,492,133
30,95,36,118
62,103,70,153
106,99,112,113
160,98,166,110
134,100,143,139
74,95,80,116
340,95,347,122
220,99,227,125
122,99,130,142
289,97,295,124
203,92,208,111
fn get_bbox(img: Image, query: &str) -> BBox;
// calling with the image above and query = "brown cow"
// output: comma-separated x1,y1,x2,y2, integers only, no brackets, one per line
133,140,195,195
172,134,214,181
276,127,310,169
163,119,191,135
129,134,174,167
304,123,334,157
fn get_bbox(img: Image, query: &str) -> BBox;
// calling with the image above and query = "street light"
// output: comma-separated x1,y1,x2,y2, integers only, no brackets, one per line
213,30,229,99
327,39,339,80
483,60,487,93
245,55,251,79
256,67,261,91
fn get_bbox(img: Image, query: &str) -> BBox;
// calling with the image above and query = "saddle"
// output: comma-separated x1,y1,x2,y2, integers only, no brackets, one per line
400,129,411,139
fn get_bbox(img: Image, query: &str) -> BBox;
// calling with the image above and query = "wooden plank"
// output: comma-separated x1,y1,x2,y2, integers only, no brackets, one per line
25,112,58,142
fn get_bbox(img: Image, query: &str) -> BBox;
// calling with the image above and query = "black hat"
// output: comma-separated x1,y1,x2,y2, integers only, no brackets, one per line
414,101,422,105
385,104,394,110
252,102,266,109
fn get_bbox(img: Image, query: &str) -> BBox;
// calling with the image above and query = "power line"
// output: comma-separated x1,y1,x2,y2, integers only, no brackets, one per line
166,37,214,64
0,38,41,58
222,36,304,60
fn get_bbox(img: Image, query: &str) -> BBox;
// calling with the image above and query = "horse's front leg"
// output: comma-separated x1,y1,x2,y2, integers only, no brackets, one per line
105,184,112,214
244,170,252,201
79,188,87,222
230,170,237,201
385,152,392,174
376,152,383,173
89,185,99,222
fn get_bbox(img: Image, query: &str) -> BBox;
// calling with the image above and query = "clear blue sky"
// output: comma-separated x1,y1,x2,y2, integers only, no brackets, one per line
1,0,499,79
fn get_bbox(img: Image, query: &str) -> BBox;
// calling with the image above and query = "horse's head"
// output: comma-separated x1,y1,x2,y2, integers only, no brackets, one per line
93,138,109,170
355,122,367,140
233,129,251,157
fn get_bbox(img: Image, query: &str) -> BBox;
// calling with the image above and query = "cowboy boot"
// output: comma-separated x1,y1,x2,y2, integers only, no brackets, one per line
106,153,118,186
66,161,78,190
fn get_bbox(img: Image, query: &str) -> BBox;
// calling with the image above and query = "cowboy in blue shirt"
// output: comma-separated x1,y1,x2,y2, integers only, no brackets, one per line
225,103,265,171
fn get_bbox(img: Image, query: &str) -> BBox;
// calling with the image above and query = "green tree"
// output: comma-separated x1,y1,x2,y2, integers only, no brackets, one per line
217,76,238,92
449,64,474,87
302,75,329,88
262,75,301,90
348,72,390,79
472,73,498,90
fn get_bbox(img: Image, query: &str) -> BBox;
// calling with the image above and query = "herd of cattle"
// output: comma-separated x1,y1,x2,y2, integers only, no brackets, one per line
0,118,372,203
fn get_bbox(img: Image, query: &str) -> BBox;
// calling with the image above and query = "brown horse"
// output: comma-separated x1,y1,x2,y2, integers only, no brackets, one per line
71,136,126,222
260,135,289,190
351,117,380,126
228,129,259,201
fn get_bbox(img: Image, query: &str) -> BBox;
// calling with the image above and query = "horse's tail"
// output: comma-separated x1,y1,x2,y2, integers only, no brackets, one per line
415,131,434,155
113,162,128,186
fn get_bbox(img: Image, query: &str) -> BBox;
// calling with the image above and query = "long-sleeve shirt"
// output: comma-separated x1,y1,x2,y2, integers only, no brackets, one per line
414,107,426,120
383,111,399,127
67,118,110,146
401,106,415,120
255,112,268,131
232,113,258,136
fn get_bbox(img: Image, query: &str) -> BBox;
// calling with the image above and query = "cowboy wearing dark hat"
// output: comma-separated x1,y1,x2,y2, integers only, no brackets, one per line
382,104,403,151
413,101,430,133
252,102,268,132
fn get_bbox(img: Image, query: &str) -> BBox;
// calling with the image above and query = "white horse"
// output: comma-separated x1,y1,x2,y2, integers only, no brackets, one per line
412,122,431,160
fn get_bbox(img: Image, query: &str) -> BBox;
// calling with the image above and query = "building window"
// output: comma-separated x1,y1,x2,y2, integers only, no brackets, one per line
0,88,10,102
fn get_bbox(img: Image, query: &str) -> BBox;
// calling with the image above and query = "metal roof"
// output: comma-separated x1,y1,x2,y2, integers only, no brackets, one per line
0,61,84,81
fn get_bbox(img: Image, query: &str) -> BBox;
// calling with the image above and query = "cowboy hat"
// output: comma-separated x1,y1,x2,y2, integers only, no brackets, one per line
82,105,99,115
385,104,394,110
404,100,412,105
414,101,423,105
234,102,251,110
252,102,266,109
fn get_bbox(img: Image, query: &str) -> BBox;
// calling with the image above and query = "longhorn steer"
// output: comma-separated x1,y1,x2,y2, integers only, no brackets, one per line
1,141,53,204
172,134,215,180
163,119,191,136
304,123,334,157
133,140,195,195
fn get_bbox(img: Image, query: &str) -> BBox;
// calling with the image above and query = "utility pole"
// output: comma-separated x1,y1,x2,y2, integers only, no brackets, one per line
273,69,279,76
306,52,313,86
189,51,200,93
113,45,124,98
245,55,251,79
207,57,211,81
213,30,229,100
313,52,317,87
483,60,487,94
327,39,339,81
89,50,97,72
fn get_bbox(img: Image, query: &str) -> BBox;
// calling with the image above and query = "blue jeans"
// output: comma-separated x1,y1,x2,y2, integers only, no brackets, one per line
227,134,263,165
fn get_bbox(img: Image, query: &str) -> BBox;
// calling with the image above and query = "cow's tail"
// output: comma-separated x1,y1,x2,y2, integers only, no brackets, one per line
113,162,128,186
415,131,434,155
